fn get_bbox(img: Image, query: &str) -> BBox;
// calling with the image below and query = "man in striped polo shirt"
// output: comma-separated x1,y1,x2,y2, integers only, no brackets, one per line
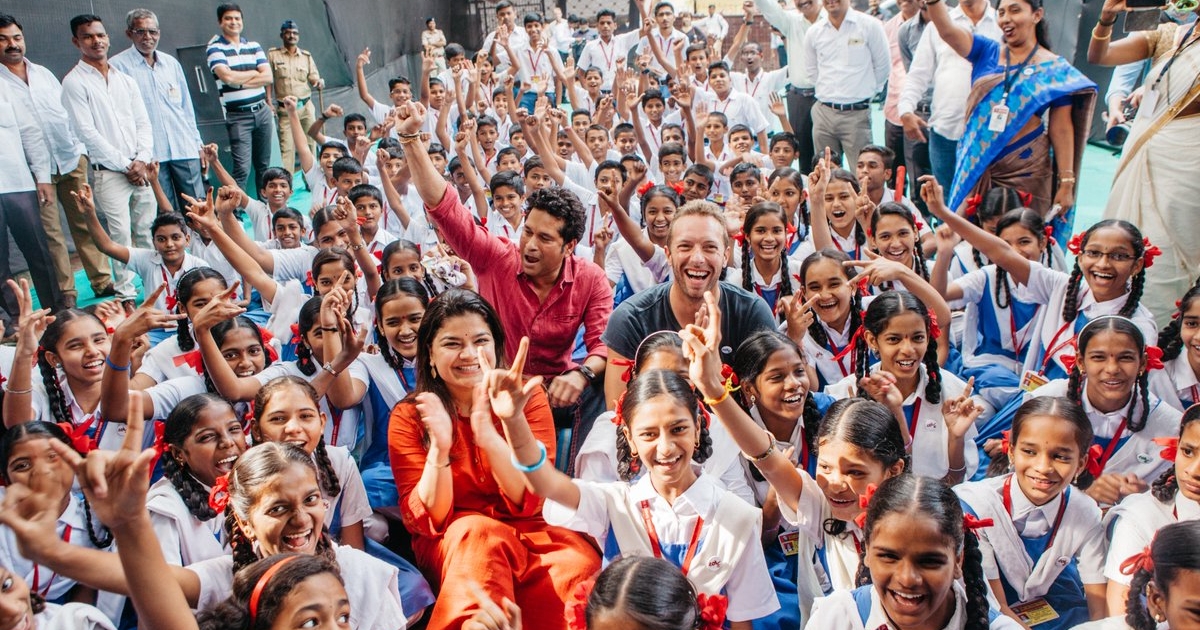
206,3,273,192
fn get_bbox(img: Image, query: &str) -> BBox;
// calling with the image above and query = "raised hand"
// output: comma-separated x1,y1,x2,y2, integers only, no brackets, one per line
858,370,905,411
281,95,298,112
918,175,949,218
482,337,543,423
191,282,245,333
357,47,372,68
70,183,97,215
181,189,217,231
844,255,911,288
214,185,242,218
942,377,982,440
395,101,428,136
7,278,54,351
768,92,787,118
115,284,186,337
778,294,819,339
679,291,726,400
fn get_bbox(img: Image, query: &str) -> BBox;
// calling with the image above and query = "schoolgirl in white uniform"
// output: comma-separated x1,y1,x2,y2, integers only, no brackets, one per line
954,397,1108,629
604,184,679,305
1149,281,1200,410
794,249,869,390
132,269,230,388
733,203,804,316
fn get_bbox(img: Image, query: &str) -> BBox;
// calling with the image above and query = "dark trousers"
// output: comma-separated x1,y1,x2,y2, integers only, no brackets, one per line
0,190,63,322
884,120,907,190
157,158,205,211
226,105,275,193
902,111,933,218
786,87,817,174
552,379,607,477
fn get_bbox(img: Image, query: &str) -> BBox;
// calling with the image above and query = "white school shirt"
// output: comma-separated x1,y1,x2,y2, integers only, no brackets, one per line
636,29,689,75
253,360,370,450
137,334,201,385
28,380,132,452
777,470,864,592
605,235,669,295
954,475,1106,605
1020,262,1159,377
1103,491,1200,585
732,258,802,311
956,264,1041,373
1024,379,1179,482
577,32,641,90
0,492,106,602
809,581,1023,630
699,90,770,136
481,27,530,73
126,249,212,313
573,410,755,505
189,545,406,629
510,44,560,95
146,476,228,567
730,68,789,133
242,198,278,242
1151,353,1200,411
543,469,779,622
803,316,860,388
36,603,116,630
323,444,373,530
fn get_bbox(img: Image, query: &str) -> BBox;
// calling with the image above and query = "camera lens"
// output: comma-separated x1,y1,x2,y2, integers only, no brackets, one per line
1107,123,1130,147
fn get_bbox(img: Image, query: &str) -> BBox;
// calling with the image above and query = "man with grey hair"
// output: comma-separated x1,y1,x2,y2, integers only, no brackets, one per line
110,8,204,210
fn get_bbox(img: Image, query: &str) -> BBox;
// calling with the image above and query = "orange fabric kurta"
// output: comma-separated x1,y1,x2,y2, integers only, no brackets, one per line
388,388,600,630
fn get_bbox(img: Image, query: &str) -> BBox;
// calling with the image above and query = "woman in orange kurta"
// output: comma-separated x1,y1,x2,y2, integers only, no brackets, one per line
388,289,600,630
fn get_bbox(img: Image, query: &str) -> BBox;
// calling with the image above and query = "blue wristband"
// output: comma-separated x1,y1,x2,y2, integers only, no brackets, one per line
105,356,131,372
510,440,548,473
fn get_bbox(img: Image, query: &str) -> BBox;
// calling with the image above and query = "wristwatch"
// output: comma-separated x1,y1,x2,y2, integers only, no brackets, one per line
571,364,598,383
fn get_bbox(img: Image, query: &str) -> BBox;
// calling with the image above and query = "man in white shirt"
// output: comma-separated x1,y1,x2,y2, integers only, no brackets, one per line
576,9,639,92
897,0,1000,195
0,13,112,307
704,61,770,149
0,18,61,323
482,1,529,75
500,13,566,112
756,0,823,173
700,4,730,56
804,0,890,168
61,14,156,303
729,39,789,134
637,3,687,75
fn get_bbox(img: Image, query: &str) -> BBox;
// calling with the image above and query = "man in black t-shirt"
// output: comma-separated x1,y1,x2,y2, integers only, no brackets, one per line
601,200,776,407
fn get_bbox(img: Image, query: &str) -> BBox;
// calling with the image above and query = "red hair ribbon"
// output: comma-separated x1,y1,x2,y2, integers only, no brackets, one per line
565,578,595,630
1060,354,1077,374
1000,430,1011,455
257,327,280,363
1043,226,1054,241
963,514,994,531
173,349,205,375
290,323,302,345
857,275,872,297
372,250,384,263
1017,191,1033,207
1067,232,1085,255
832,326,865,363
165,293,178,312
696,593,729,630
929,318,942,341
59,419,98,455
610,390,628,426
913,218,925,232
668,181,685,196
1119,544,1155,576
250,555,302,625
305,270,314,287
963,194,983,218
1143,238,1162,269
1173,299,1184,320
613,357,635,383
1085,443,1105,477
105,326,115,335
720,364,739,389
148,421,168,477
732,230,745,247
1153,436,1179,462
1146,345,1165,371
785,222,798,237
636,180,656,197
208,473,231,513
853,483,879,529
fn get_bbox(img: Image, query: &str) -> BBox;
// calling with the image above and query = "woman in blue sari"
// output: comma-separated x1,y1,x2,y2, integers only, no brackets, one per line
925,0,1096,242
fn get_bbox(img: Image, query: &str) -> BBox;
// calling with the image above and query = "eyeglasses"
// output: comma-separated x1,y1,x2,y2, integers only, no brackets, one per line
1080,249,1137,263
131,29,160,36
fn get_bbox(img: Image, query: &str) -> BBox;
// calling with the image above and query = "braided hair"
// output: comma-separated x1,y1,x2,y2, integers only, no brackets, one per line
854,475,992,630
1123,521,1200,630
35,309,107,427
798,249,863,359
968,187,1024,272
985,396,1095,486
293,297,323,377
870,202,929,283
0,422,113,548
767,167,810,239
732,331,820,471
203,316,274,395
615,370,713,482
311,247,359,318
991,209,1050,310
818,398,909,538
381,239,440,297
222,442,338,572
1159,277,1200,363
740,201,795,306
195,553,343,630
1151,404,1200,503
374,278,430,372
1061,220,1147,324
162,394,242,521
639,184,683,230
251,377,341,499
854,291,942,404
1066,315,1152,433
175,268,230,353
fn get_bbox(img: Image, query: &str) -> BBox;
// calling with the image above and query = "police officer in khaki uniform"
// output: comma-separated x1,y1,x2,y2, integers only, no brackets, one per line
268,19,322,175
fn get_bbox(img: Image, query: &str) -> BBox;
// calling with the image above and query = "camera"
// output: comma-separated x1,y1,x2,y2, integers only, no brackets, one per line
1106,102,1138,147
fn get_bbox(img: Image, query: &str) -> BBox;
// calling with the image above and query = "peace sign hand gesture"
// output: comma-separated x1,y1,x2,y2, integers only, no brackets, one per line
482,337,544,424
777,293,819,340
943,376,982,441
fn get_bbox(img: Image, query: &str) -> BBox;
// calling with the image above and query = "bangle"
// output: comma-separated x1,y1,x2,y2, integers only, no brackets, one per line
743,430,776,463
947,463,967,473
1059,177,1076,184
511,440,548,473
398,132,421,140
428,457,451,468
321,362,340,377
349,243,365,251
1098,16,1117,27
2,385,32,395
702,368,741,407
105,356,131,372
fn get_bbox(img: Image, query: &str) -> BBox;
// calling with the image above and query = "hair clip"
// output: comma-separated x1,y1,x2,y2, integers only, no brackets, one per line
853,483,878,529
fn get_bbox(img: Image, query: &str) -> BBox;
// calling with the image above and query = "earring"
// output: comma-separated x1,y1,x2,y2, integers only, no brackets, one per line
749,395,756,406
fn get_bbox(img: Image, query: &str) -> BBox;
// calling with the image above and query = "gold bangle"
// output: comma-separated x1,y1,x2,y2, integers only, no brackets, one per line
1059,177,1076,184
1092,26,1111,41
703,389,731,406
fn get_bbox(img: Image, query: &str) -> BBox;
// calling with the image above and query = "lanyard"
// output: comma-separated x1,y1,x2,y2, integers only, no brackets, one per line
329,405,345,446
526,50,546,76
646,122,661,151
599,40,616,70
640,499,704,576
1094,415,1129,477
836,234,861,261
397,367,412,393
746,72,763,98
1002,475,1068,548
906,399,923,441
714,96,731,114
31,525,73,596
1009,303,1039,356
1002,44,1040,99
1038,320,1077,376
1150,22,1199,94
1190,384,1199,406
